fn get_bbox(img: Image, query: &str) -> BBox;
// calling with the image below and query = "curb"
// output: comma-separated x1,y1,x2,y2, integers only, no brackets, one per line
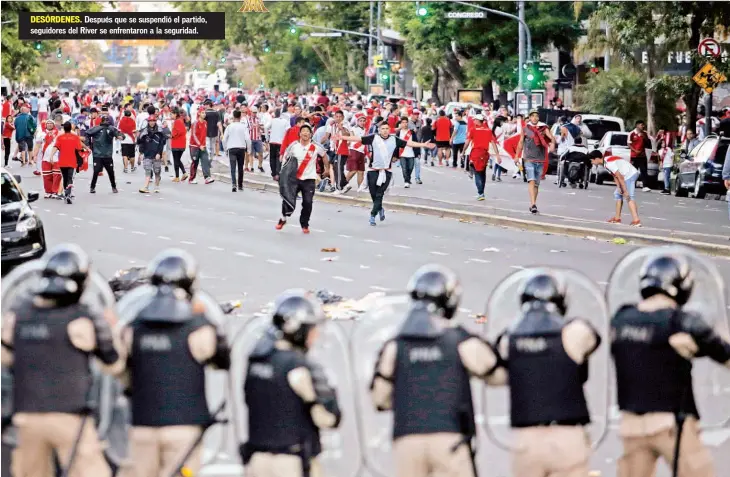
213,172,730,257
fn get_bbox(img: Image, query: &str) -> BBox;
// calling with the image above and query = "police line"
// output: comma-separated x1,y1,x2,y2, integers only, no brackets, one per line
2,245,729,477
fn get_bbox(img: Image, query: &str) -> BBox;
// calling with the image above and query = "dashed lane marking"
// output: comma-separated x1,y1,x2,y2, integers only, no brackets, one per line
57,213,67,216
208,246,224,251
73,217,83,221
235,252,253,258
300,267,319,273
369,286,389,291
393,244,411,249
338,234,352,239
266,259,284,265
311,228,326,233
246,215,257,219
88,221,100,225
333,276,353,282
131,231,147,235
360,265,370,269
458,307,472,313
646,216,667,221
43,209,51,212
157,236,171,240
467,258,490,263
264,219,276,223
510,265,525,270
685,221,702,225
580,208,595,212
180,240,196,245
364,239,381,244
110,226,124,230
430,251,449,256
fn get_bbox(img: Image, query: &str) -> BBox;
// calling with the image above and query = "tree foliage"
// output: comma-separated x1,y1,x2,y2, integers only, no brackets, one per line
1,1,102,83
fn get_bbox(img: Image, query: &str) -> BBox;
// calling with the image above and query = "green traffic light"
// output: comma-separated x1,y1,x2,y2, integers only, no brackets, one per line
65,57,71,64
417,7,428,16
238,81,243,87
309,77,317,84
220,57,226,63
526,73,535,81
34,42,42,51
166,72,171,77
264,47,270,53
290,27,297,34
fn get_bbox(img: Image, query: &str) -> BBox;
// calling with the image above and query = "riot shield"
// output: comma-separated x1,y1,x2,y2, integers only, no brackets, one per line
606,245,730,428
482,267,611,451
229,315,359,477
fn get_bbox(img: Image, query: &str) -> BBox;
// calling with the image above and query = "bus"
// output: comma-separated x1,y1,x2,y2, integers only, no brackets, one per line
57,78,81,92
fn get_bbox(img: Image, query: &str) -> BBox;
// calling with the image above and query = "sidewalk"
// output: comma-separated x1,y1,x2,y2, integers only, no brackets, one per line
212,159,730,256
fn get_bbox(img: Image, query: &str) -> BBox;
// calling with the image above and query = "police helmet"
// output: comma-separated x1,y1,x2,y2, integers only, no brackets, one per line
640,254,693,305
520,272,567,315
272,290,326,349
407,265,462,319
147,248,197,295
37,244,90,301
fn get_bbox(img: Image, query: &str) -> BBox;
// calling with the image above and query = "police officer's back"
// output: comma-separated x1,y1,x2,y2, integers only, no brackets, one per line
611,255,730,477
493,273,601,477
242,290,341,477
1,244,123,477
117,249,230,477
371,265,501,477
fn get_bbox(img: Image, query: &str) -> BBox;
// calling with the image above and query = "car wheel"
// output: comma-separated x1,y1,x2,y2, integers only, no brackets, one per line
596,176,604,185
693,174,706,199
673,177,688,197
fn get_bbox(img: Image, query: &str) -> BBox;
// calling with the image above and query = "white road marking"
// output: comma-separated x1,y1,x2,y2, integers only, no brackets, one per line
180,240,196,245
266,259,283,264
333,276,353,282
467,258,490,263
57,213,67,216
264,219,276,223
482,247,500,252
338,234,352,239
208,246,224,251
311,228,326,233
360,265,370,269
393,244,411,249
646,216,667,221
685,221,702,225
364,239,381,244
131,231,147,235
235,252,253,258
458,307,472,313
246,215,257,219
73,217,83,221
300,267,319,273
157,236,171,240
110,226,124,230
597,281,609,286
643,201,658,205
510,265,525,270
430,251,449,256
88,221,100,225
43,209,51,212
674,205,687,209
370,286,389,291
580,208,595,211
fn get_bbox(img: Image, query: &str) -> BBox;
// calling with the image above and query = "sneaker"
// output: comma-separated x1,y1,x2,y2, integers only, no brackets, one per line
232,186,237,192
630,220,642,227
112,188,118,193
642,187,651,192
65,196,72,205
123,168,129,173
342,184,352,194
379,208,385,222
492,174,496,181
430,161,435,167
89,188,96,194
189,179,198,184
164,166,169,172
258,167,265,173
404,183,411,188
606,217,621,224
477,195,485,201
530,205,538,215
326,186,336,193
44,193,52,199
181,173,189,181
205,177,215,184
302,227,310,234
416,179,423,184
172,177,180,183
154,188,160,193
369,216,377,226
139,188,149,194
496,177,502,182
33,170,41,176
275,219,286,230
131,166,137,172
661,189,671,195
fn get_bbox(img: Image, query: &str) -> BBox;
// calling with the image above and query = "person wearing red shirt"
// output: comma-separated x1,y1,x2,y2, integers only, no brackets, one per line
280,116,305,159
118,110,137,173
316,90,330,108
464,114,498,200
170,108,188,182
2,114,15,167
188,109,210,184
323,110,351,191
47,122,86,204
627,120,650,191
433,110,453,166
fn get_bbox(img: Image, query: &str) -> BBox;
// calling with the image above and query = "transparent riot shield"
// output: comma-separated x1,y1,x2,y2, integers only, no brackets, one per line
482,267,611,451
113,287,231,470
606,245,730,428
229,315,359,477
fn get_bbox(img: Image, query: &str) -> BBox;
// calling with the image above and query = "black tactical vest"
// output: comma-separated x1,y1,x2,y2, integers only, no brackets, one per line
12,301,93,414
508,311,591,428
129,315,211,427
244,348,322,456
611,306,697,417
391,326,475,439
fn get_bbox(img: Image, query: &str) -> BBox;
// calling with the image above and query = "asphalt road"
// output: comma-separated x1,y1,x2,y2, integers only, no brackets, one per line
8,161,730,477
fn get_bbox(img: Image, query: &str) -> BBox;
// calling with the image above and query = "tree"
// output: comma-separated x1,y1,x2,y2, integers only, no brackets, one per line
1,1,101,82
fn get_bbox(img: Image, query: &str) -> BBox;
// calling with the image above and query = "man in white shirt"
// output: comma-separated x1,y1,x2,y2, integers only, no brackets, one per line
276,124,326,234
590,150,641,227
396,117,418,188
223,109,251,192
268,109,289,180
341,115,369,194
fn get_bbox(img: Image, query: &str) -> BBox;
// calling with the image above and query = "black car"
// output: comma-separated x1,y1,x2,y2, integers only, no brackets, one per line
673,135,729,199
1,169,46,275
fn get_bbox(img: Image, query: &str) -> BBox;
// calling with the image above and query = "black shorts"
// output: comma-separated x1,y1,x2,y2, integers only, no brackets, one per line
121,144,135,157
436,140,450,149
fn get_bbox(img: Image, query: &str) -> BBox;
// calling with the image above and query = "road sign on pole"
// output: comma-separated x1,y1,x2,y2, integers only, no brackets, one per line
364,66,376,78
698,38,721,58
692,62,727,94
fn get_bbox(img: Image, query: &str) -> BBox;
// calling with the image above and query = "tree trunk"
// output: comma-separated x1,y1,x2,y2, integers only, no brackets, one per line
498,90,508,109
645,43,657,136
482,81,494,106
684,11,705,133
431,67,440,105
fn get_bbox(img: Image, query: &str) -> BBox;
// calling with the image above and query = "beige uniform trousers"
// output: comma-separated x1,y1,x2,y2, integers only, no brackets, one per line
11,412,111,477
618,419,714,477
511,426,591,477
119,425,203,477
393,432,475,477
245,453,323,477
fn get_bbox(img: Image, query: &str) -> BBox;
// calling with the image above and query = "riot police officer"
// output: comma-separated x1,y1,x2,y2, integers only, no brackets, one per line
611,255,730,477
116,249,230,477
370,265,501,477
1,244,124,477
241,289,341,477
493,272,601,477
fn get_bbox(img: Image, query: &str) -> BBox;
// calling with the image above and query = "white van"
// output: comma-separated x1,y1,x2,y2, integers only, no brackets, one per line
579,114,625,147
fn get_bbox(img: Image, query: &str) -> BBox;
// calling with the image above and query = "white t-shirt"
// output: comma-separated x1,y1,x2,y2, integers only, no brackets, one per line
136,112,149,131
349,126,366,153
37,96,49,113
604,156,638,179
284,141,325,180
397,129,415,158
269,117,289,144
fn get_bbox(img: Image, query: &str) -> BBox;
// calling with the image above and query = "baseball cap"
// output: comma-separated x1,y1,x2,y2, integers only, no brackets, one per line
528,109,539,116
474,114,485,121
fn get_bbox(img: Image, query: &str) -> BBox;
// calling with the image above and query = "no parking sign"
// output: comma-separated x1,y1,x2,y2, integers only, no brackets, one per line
698,38,721,58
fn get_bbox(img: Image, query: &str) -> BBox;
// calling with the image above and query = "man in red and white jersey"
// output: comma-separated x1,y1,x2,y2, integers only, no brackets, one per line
323,110,351,191
342,115,369,193
590,150,642,227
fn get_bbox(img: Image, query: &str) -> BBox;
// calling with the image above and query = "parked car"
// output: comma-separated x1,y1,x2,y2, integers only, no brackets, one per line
672,135,729,199
580,114,625,148
445,102,483,118
1,169,46,275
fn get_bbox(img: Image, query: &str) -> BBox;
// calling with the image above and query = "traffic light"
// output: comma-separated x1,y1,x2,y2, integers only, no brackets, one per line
56,48,62,58
166,72,171,77
207,60,212,66
416,6,429,17
65,56,71,65
524,62,545,89
238,81,243,87
220,56,226,63
34,41,42,51
309,76,317,84
263,41,270,53
74,62,79,69
289,26,298,35
380,72,389,81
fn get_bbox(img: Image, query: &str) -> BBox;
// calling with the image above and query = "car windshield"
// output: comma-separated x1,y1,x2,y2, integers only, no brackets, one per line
583,119,622,141
610,135,628,146
1,174,22,205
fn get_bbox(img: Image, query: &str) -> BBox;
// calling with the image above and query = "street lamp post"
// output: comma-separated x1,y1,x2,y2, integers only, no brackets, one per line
451,1,534,111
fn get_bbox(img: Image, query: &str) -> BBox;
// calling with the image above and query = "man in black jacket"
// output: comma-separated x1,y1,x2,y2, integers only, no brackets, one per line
85,115,124,194
137,115,169,194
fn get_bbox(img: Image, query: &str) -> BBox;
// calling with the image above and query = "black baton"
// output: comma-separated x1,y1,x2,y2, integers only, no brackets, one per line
60,413,89,477
169,401,227,477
